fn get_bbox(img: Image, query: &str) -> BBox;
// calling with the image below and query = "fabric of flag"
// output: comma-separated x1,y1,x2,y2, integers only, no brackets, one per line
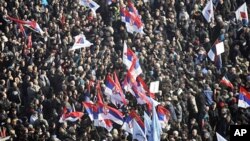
124,71,150,106
113,72,127,105
149,102,162,141
69,34,93,50
207,38,224,70
94,119,113,132
122,110,145,134
82,102,98,121
137,76,155,98
122,113,134,134
220,76,234,89
19,24,27,37
132,119,147,141
80,0,100,11
120,6,144,34
216,132,227,141
144,112,152,136
123,42,142,78
59,112,84,123
238,86,250,108
128,0,139,16
235,2,249,26
98,103,124,125
104,75,127,106
208,40,224,61
157,105,170,128
202,0,214,23
7,16,44,35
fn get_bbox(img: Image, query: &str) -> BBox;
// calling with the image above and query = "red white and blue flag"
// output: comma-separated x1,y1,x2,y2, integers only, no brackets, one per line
69,34,93,50
98,103,124,125
82,101,99,121
236,2,249,26
238,86,250,108
104,75,127,106
123,42,142,78
94,119,113,132
122,110,145,134
59,111,84,123
7,16,44,35
120,5,144,34
157,105,170,128
220,76,234,89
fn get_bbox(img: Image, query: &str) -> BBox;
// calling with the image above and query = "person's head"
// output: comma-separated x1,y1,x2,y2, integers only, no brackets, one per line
192,129,198,136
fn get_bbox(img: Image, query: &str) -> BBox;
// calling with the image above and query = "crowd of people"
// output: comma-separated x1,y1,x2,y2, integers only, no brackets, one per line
0,0,250,140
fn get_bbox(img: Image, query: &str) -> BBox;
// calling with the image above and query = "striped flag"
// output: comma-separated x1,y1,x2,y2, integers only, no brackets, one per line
220,76,234,89
238,86,250,108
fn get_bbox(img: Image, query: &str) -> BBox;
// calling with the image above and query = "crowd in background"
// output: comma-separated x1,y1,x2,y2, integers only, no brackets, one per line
0,0,250,140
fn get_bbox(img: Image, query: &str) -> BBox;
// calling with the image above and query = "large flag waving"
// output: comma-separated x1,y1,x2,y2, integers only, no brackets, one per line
235,2,249,26
82,101,99,121
238,86,250,108
98,103,124,125
104,75,127,106
7,16,44,35
120,6,144,34
123,42,142,78
202,0,214,23
69,34,93,50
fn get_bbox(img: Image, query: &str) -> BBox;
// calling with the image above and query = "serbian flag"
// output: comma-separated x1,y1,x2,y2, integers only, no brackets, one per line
137,76,155,99
157,105,170,128
104,75,127,106
202,0,214,23
128,0,139,15
113,71,127,105
82,102,99,121
220,76,234,89
7,16,44,35
98,103,124,125
120,6,144,34
94,119,113,132
235,2,249,26
59,111,84,123
238,86,250,108
122,110,145,134
69,34,93,50
123,42,142,78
